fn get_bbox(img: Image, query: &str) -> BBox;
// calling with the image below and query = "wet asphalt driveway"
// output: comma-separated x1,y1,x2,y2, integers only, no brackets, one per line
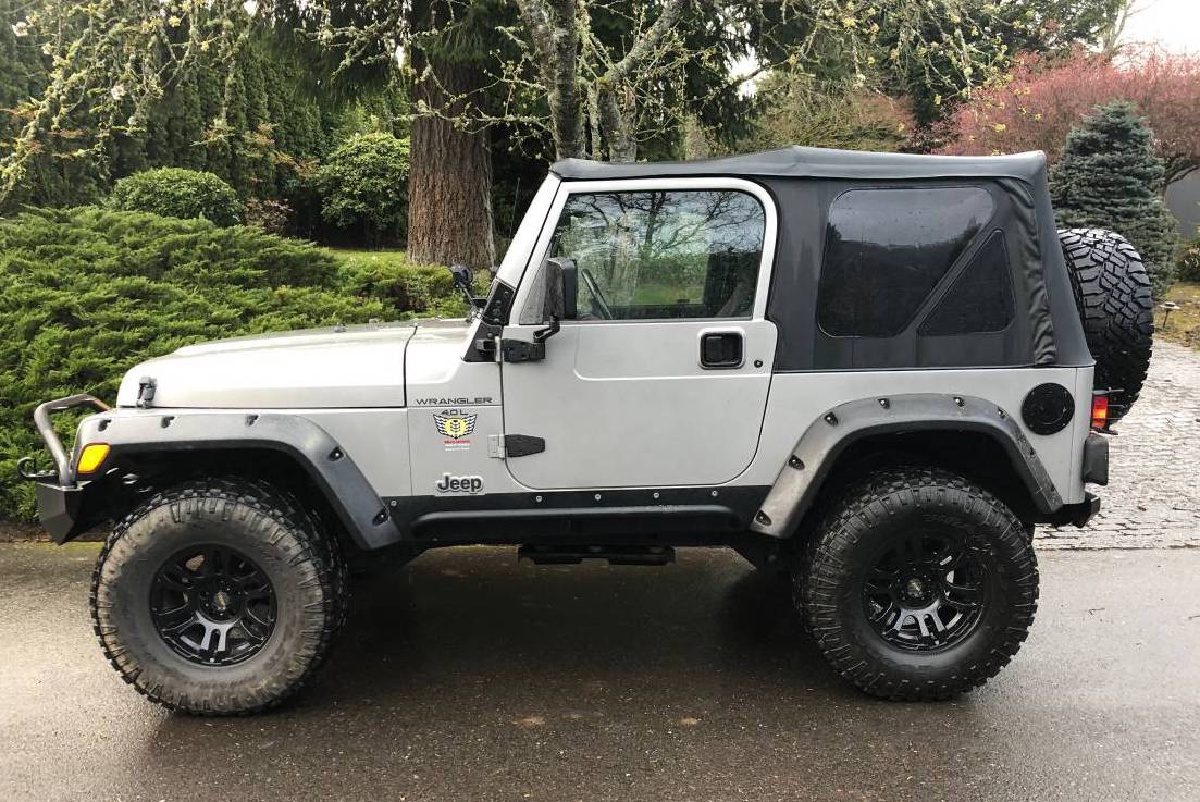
1,543,1198,802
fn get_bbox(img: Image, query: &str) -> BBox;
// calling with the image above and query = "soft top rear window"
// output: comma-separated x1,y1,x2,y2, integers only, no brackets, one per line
817,186,995,337
918,230,1015,336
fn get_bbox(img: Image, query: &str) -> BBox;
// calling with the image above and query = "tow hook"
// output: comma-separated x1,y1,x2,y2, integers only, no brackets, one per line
16,456,58,483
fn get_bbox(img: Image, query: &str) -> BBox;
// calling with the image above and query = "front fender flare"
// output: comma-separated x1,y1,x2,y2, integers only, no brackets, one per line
77,411,403,549
750,393,1063,538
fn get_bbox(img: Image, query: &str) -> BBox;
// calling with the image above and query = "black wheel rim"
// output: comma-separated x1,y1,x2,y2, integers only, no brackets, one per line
861,531,987,652
149,545,276,666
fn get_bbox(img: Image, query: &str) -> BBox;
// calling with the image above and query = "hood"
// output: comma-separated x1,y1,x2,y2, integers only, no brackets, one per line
115,322,426,409
402,319,478,394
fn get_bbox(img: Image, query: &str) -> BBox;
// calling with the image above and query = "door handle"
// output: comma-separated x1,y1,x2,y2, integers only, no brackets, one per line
700,331,744,369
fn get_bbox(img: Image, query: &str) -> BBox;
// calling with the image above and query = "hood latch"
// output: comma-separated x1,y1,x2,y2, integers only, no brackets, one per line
136,376,157,408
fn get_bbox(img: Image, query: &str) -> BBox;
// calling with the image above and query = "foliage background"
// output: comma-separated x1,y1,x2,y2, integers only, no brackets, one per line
938,47,1200,183
0,208,462,522
1,0,1190,527
316,134,412,246
0,5,409,242
1050,101,1179,296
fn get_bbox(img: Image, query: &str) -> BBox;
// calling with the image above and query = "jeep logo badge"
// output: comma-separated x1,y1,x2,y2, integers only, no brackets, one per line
435,473,484,494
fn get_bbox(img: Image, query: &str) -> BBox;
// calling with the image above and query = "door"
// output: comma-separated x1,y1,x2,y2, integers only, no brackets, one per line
500,179,778,490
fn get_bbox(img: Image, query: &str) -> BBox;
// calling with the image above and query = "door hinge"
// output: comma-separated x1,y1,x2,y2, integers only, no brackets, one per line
500,339,546,363
473,335,498,360
488,434,547,458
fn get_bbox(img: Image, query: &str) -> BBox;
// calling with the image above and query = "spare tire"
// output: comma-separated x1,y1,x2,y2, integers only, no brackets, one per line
1058,229,1154,421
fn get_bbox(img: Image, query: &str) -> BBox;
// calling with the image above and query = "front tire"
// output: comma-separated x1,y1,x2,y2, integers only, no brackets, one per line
797,467,1038,701
90,478,345,715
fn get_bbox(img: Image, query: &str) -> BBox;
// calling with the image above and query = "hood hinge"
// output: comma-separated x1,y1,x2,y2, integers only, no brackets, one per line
488,434,547,459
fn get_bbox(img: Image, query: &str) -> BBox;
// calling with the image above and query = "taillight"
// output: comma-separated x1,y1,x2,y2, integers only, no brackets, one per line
1090,393,1110,431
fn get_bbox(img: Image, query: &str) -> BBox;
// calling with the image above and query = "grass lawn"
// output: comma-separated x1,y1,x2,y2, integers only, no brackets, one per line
322,247,419,271
1159,282,1200,348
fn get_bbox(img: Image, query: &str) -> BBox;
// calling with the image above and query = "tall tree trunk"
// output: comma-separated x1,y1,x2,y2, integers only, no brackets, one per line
591,0,683,162
547,0,583,159
517,0,583,159
407,59,495,271
597,81,636,162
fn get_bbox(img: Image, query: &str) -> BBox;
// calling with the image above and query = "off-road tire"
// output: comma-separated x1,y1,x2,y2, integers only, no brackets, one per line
89,477,347,715
1059,228,1154,420
797,467,1039,702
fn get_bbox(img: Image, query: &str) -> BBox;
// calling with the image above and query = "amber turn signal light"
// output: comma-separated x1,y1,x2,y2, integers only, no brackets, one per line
76,443,110,474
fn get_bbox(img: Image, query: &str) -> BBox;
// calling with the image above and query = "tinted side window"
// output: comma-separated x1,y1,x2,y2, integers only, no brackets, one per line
549,190,766,320
817,187,995,337
918,231,1015,335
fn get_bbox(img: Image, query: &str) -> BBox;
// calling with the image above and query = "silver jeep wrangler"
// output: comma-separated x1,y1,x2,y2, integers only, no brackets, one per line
24,147,1152,714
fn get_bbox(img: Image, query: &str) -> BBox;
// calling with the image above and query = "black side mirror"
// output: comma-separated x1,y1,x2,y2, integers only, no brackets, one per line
448,263,486,312
497,258,576,363
449,263,472,289
542,257,578,323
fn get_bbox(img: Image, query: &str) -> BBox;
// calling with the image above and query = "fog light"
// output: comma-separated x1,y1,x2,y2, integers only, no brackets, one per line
76,443,110,474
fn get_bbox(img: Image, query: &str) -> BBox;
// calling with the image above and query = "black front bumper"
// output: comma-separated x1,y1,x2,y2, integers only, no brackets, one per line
33,481,88,544
20,393,112,543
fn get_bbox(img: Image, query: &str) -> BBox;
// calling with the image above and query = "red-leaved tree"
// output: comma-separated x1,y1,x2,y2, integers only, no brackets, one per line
939,47,1200,184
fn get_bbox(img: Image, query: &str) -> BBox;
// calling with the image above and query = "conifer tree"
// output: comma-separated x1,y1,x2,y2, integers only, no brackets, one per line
1050,100,1178,296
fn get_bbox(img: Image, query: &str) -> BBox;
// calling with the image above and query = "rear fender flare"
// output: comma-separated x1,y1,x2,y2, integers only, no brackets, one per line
750,393,1063,538
77,412,403,549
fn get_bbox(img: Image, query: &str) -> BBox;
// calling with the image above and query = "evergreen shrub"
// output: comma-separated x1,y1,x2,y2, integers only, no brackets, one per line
0,208,398,523
316,134,411,245
332,250,466,318
109,168,243,226
1049,101,1179,297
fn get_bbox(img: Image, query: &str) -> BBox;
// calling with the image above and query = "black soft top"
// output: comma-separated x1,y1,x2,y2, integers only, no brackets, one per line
552,146,1046,183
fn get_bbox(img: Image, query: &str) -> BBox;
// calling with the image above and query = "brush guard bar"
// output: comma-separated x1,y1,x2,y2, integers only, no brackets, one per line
17,394,110,487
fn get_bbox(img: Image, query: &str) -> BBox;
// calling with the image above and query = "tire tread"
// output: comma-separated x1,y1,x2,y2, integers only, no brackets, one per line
89,477,348,715
798,466,1039,702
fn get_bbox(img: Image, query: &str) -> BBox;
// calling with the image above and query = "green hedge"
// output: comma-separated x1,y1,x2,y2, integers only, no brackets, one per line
0,209,462,524
109,168,243,226
330,249,467,317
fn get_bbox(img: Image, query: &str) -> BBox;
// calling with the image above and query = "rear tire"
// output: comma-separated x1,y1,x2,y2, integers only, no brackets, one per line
1059,228,1154,420
797,467,1038,701
90,478,346,715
